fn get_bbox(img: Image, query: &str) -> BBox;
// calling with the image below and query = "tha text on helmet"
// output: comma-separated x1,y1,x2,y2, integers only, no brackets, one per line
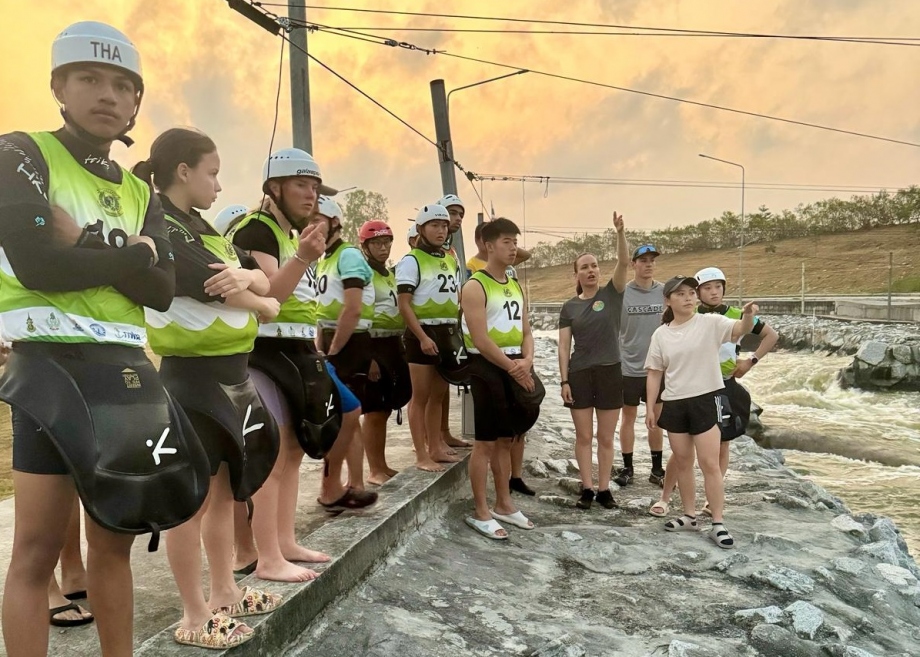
91,41,122,63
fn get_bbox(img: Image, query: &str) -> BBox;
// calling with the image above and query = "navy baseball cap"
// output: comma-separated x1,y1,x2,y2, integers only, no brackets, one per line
632,244,661,260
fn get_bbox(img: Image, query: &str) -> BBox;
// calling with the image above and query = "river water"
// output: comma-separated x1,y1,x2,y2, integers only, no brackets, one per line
741,351,920,554
532,333,920,555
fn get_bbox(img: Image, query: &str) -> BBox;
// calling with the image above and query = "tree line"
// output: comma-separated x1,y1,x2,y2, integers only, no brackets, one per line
522,186,920,268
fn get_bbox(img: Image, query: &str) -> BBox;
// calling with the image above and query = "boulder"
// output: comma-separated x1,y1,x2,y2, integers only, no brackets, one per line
751,566,815,595
749,624,823,657
784,601,824,640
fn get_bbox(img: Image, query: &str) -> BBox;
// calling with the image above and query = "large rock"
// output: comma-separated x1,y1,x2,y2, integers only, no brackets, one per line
749,624,823,657
733,605,784,629
751,566,815,595
855,341,889,366
784,601,824,640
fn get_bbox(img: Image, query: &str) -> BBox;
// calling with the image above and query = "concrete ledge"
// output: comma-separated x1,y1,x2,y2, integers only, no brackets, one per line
135,455,470,656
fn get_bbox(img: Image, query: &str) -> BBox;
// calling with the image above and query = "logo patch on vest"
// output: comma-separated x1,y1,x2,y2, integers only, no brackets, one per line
440,262,449,271
146,427,177,466
26,314,36,333
121,368,141,389
47,313,61,331
592,300,605,312
97,189,123,217
504,287,513,297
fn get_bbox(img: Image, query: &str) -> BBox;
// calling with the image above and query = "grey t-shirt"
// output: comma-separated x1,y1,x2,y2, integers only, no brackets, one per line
559,280,624,373
620,280,665,377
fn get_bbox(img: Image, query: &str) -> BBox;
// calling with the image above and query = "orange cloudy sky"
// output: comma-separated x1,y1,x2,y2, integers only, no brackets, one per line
2,0,919,261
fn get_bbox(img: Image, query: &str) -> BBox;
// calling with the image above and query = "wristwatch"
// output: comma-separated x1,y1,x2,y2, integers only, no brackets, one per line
750,356,759,365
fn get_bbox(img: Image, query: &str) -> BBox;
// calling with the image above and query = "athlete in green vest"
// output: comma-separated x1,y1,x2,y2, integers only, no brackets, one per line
137,128,285,648
395,205,463,472
0,22,211,656
358,220,411,485
460,218,543,539
229,149,370,583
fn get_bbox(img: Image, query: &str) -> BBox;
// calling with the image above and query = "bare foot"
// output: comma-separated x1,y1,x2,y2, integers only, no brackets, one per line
430,450,462,464
443,433,471,448
282,544,331,563
367,471,394,486
385,466,399,477
416,458,445,472
438,439,458,456
255,560,319,583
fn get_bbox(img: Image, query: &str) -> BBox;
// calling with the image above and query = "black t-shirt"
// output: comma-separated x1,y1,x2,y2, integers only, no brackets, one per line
231,213,282,262
559,279,625,372
160,195,260,303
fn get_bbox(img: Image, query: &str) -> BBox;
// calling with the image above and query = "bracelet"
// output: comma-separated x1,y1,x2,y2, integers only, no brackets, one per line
292,253,309,265
561,380,569,386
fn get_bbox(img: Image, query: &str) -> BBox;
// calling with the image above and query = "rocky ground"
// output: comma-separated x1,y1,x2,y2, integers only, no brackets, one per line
765,315,920,356
286,338,920,657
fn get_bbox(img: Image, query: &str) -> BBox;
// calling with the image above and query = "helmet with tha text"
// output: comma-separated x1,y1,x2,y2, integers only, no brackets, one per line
52,21,143,89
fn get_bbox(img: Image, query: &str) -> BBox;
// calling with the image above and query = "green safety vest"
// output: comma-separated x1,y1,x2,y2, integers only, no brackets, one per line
228,211,315,340
314,241,374,331
403,248,460,324
370,267,404,336
0,131,150,347
146,215,258,357
461,270,524,354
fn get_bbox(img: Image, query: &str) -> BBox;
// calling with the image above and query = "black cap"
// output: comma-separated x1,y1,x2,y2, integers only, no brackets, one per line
631,244,661,260
662,275,698,297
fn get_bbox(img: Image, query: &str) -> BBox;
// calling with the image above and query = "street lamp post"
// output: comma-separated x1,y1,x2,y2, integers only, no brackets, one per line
699,153,745,305
430,70,529,281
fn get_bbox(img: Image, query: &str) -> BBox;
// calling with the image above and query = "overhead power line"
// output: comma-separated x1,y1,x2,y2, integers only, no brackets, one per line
252,3,920,46
278,18,920,148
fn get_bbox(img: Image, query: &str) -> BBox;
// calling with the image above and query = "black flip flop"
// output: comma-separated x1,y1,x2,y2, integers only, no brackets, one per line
63,590,87,601
50,602,94,627
318,487,378,511
233,560,258,576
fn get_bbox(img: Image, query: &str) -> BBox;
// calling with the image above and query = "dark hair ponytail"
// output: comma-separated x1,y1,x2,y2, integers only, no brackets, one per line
131,127,216,191
661,307,675,324
573,252,591,296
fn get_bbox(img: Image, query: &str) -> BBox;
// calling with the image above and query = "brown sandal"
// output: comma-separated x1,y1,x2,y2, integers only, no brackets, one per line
174,613,253,649
212,586,282,617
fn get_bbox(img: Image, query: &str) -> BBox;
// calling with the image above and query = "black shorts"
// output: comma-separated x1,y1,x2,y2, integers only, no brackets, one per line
323,330,373,406
403,325,461,368
566,363,624,410
468,355,537,441
160,353,251,477
362,336,412,415
622,375,666,407
11,406,68,475
657,389,733,436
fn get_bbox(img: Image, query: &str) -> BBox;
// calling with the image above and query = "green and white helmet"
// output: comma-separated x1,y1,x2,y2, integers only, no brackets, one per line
52,21,143,89
261,148,337,196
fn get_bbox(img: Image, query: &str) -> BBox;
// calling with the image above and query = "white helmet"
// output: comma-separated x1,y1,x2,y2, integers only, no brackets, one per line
261,148,337,195
52,22,143,88
316,195,343,221
407,224,418,241
695,267,727,285
436,194,464,211
213,204,248,235
415,204,450,227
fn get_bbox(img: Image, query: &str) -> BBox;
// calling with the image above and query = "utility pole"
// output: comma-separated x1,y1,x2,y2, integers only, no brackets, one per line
288,0,313,153
429,79,466,276
888,251,893,320
801,262,805,315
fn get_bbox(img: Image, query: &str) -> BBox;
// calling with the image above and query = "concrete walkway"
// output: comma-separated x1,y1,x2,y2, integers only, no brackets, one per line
0,403,468,656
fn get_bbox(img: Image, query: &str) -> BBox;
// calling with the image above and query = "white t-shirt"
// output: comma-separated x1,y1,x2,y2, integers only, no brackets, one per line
644,313,736,401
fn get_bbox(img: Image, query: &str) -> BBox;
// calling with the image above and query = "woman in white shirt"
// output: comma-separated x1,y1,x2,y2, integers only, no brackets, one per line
644,276,756,549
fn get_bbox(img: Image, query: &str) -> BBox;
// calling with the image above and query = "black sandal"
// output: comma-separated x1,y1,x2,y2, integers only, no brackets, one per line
318,487,379,510
50,602,94,627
